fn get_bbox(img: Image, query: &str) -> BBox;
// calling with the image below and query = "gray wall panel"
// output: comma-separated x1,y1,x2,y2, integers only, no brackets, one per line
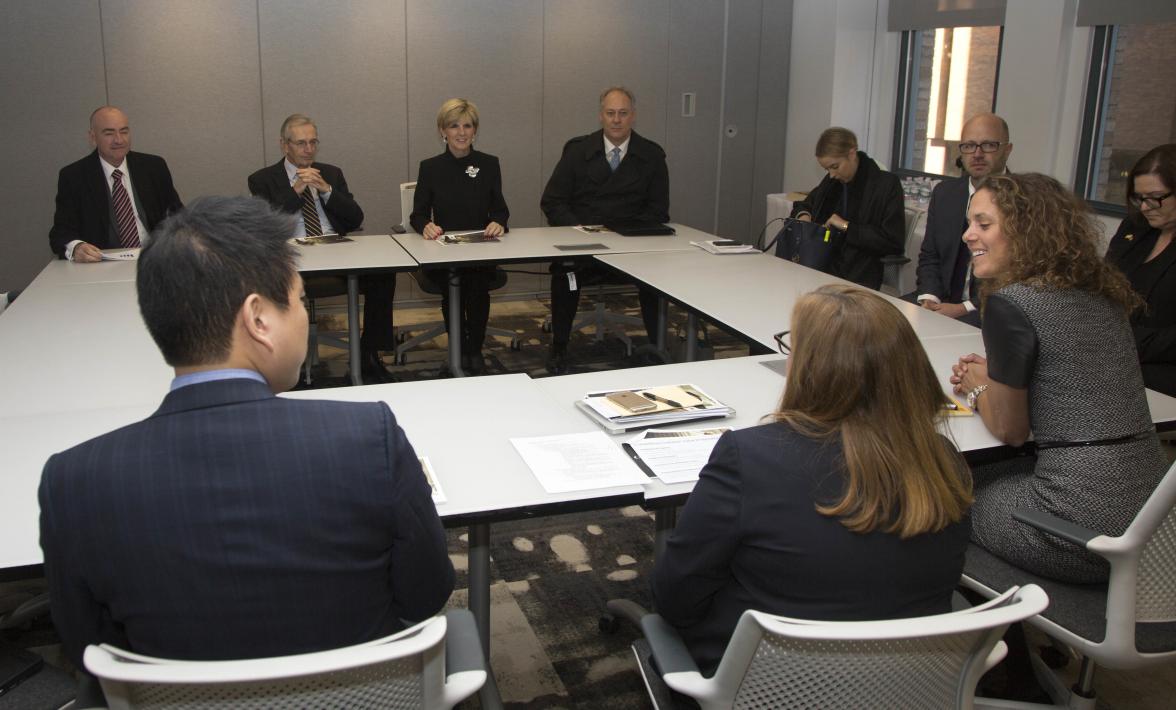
666,1,725,231
406,0,544,229
258,0,409,235
715,1,765,242
101,0,263,204
541,0,670,214
1,1,106,290
750,1,792,241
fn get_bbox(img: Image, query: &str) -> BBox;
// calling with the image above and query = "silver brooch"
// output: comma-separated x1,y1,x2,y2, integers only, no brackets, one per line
466,166,480,178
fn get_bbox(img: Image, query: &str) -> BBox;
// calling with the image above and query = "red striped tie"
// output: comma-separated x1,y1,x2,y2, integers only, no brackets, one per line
110,169,141,248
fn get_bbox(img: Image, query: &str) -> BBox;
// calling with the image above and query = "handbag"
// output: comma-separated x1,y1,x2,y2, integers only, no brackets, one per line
770,218,838,273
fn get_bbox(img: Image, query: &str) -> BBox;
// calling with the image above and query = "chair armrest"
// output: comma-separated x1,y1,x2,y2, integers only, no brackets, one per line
639,614,701,676
443,610,485,675
1013,508,1098,548
391,224,407,234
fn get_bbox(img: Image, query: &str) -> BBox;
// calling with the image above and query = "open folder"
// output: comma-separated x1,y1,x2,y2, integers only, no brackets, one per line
575,384,734,434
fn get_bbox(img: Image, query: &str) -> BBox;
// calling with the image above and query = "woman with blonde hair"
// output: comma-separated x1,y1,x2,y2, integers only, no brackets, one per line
655,285,972,675
410,98,509,374
952,172,1165,582
788,127,906,288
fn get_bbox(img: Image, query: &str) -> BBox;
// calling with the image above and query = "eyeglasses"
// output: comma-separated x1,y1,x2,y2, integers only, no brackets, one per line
286,139,320,149
773,330,790,356
958,141,1004,154
1128,192,1173,210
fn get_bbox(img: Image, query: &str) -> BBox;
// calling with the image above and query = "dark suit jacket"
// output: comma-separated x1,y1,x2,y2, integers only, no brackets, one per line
916,175,972,302
248,160,364,234
49,150,182,257
540,129,669,226
653,422,970,674
410,149,509,234
790,152,905,289
39,377,454,667
1106,218,1176,396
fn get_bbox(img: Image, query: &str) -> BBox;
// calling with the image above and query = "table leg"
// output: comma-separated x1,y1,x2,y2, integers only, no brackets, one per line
685,313,698,361
656,297,668,351
448,268,465,377
348,274,363,386
468,522,503,709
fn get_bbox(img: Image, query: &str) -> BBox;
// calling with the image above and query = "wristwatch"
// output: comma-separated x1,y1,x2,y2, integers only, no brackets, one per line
967,384,990,410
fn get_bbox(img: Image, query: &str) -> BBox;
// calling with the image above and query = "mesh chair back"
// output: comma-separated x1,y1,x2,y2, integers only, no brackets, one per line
1133,461,1176,622
400,182,417,231
87,616,450,710
694,585,1048,710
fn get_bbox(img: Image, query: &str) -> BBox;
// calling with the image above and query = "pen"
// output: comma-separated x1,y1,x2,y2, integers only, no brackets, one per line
642,392,683,408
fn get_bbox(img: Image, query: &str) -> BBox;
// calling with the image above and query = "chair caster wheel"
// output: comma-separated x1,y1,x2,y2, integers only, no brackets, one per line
541,321,552,333
510,340,522,351
397,354,408,366
599,614,620,635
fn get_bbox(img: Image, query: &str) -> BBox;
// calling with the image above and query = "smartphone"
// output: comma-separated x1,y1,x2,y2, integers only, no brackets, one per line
0,643,43,698
606,391,657,414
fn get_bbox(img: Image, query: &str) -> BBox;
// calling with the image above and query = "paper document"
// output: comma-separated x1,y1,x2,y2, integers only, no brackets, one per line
440,230,499,244
573,225,611,234
419,456,447,504
293,234,351,245
625,428,729,483
691,240,759,255
511,431,650,493
101,249,139,261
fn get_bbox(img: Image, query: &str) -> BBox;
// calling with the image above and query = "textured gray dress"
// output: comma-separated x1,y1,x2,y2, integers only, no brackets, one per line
970,283,1166,583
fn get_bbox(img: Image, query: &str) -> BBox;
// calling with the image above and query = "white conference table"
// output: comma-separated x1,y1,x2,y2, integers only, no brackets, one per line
392,224,710,375
295,234,418,385
596,249,979,355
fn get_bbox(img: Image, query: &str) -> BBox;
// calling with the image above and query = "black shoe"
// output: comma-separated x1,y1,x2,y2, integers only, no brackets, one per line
546,345,569,375
359,349,395,384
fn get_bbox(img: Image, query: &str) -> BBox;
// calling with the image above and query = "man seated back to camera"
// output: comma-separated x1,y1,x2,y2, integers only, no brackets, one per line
39,196,454,672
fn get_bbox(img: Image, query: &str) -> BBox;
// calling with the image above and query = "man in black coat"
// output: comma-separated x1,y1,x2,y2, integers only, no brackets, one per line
248,114,397,382
49,106,182,261
39,196,453,691
913,113,1013,325
540,87,669,373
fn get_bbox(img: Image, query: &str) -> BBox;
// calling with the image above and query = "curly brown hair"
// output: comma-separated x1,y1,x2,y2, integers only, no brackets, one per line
978,173,1141,312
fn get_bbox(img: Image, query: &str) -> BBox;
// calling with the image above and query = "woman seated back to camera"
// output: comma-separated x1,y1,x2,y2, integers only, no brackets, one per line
410,98,509,375
1106,144,1176,397
951,173,1166,583
654,285,972,676
789,127,906,289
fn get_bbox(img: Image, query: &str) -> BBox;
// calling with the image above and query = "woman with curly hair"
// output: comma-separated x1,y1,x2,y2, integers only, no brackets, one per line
950,172,1166,582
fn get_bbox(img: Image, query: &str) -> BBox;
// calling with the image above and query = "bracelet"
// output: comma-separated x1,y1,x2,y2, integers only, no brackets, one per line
967,384,990,411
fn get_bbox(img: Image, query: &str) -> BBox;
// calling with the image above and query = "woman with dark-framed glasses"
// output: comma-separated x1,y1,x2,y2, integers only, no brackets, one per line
654,285,972,676
1106,144,1176,396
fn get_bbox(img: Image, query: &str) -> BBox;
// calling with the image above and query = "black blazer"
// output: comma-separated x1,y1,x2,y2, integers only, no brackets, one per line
916,175,971,301
1106,218,1176,396
653,422,970,674
790,152,905,289
39,377,454,667
49,150,182,257
409,149,509,234
248,160,364,234
540,129,669,227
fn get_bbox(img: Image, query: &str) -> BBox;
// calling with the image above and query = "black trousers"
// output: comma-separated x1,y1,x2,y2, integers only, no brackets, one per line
549,261,660,348
426,267,494,355
359,276,397,351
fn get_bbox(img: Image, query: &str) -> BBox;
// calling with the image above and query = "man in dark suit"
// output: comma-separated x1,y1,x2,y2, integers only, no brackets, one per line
39,196,454,674
248,113,397,382
913,113,1013,325
540,86,670,374
49,106,182,262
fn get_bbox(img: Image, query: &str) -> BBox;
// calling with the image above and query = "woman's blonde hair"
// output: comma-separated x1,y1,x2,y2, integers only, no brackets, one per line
773,285,972,538
436,98,479,134
978,173,1140,312
815,127,857,158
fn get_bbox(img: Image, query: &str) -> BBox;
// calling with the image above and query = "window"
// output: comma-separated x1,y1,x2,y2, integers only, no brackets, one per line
893,26,1003,177
1075,22,1176,211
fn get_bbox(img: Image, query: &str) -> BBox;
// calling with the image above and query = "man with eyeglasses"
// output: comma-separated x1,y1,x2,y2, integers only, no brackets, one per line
49,106,183,262
913,113,1013,324
248,114,398,383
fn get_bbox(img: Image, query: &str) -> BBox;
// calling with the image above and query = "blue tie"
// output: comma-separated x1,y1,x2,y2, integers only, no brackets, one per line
608,147,621,172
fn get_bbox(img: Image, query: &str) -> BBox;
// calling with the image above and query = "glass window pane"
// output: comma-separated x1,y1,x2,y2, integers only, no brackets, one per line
901,26,1001,175
1088,22,1176,205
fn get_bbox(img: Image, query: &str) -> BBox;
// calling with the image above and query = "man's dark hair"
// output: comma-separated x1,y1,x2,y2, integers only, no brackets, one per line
137,195,298,366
